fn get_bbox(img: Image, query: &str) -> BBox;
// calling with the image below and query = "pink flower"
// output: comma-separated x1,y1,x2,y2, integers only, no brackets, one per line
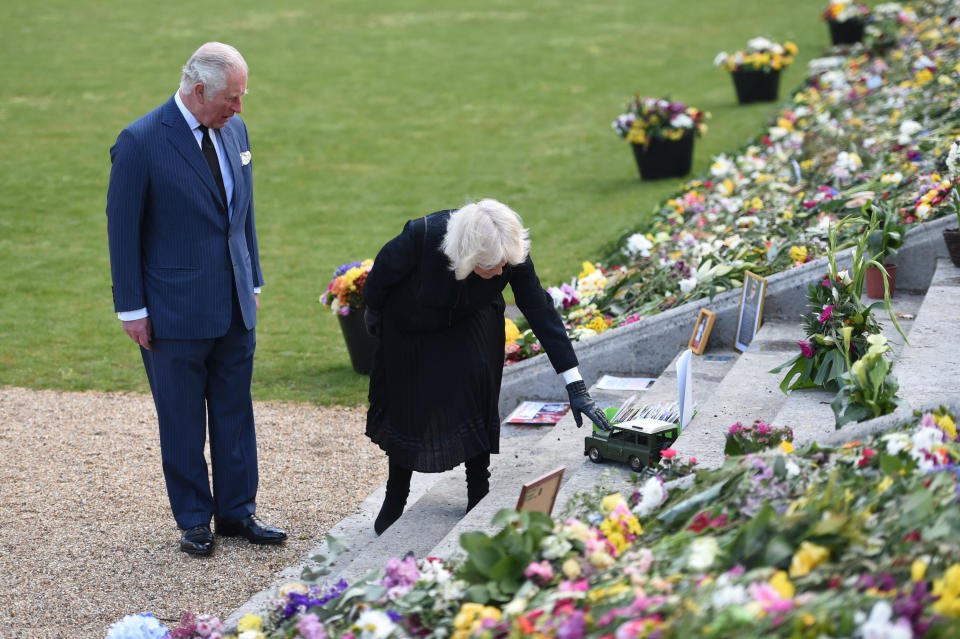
748,582,794,614
661,448,677,459
818,305,833,323
729,422,743,434
524,560,554,584
689,457,697,465
821,277,832,288
798,340,814,358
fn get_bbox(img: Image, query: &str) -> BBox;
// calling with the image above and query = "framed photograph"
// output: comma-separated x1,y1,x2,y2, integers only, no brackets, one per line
688,308,716,355
515,467,565,516
734,271,767,352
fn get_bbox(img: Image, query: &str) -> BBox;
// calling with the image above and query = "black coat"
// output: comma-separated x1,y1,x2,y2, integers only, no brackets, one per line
363,210,577,472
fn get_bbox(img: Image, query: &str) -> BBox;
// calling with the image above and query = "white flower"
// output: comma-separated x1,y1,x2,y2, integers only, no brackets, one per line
913,55,935,71
687,536,720,571
856,600,913,639
784,458,801,477
882,432,911,455
897,120,923,144
768,126,789,141
713,51,729,67
540,534,573,559
240,150,252,166
710,154,736,178
747,36,775,51
625,233,653,257
946,140,960,177
711,582,748,609
679,274,698,296
670,113,695,129
352,609,397,639
632,476,667,518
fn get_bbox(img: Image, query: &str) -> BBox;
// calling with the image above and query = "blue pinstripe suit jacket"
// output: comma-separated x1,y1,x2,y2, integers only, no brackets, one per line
106,96,262,339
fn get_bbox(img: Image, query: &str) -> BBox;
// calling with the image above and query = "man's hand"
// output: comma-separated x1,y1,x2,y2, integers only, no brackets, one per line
566,380,611,430
122,317,153,350
255,293,260,310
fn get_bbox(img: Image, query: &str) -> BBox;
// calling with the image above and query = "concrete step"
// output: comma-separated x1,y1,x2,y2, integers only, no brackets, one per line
671,320,802,468
895,258,960,408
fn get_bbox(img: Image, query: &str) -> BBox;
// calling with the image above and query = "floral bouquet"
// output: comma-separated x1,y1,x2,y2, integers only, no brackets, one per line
611,96,708,149
822,0,871,23
713,37,798,73
725,419,795,455
319,259,373,316
504,317,543,365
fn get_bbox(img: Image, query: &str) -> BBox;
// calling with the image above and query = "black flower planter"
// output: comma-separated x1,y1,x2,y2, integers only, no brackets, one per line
829,18,864,45
631,130,695,180
731,69,781,104
337,307,377,374
944,228,960,267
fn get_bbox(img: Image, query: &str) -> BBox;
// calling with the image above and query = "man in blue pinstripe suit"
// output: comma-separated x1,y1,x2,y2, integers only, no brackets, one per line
106,42,286,555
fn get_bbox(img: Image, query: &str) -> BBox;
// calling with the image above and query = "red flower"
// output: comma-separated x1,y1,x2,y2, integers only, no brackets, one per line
686,510,729,532
661,448,677,459
818,305,834,323
857,448,877,467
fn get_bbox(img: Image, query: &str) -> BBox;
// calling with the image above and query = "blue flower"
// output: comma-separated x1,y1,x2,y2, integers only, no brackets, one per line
105,613,170,639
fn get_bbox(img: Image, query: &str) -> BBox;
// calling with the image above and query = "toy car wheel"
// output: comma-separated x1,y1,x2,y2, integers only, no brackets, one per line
588,447,602,463
629,455,643,472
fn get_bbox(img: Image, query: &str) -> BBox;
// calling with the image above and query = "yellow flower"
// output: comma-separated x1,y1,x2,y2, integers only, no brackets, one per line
504,318,521,343
562,557,582,579
877,475,894,494
788,246,807,263
237,614,263,632
602,493,625,513
770,571,795,599
785,41,798,55
935,413,957,440
932,563,960,617
789,542,830,578
779,440,794,454
579,261,596,279
912,559,928,582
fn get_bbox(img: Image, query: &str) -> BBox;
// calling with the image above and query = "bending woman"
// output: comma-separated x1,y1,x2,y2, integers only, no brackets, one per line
363,198,610,535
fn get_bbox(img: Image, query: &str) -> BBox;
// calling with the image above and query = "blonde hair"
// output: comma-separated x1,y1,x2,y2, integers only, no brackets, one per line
441,198,530,280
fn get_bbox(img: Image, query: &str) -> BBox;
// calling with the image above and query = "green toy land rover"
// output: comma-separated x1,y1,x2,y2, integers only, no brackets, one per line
583,419,679,472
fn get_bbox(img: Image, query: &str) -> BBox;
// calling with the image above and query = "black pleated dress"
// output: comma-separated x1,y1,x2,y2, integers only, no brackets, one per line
363,211,578,473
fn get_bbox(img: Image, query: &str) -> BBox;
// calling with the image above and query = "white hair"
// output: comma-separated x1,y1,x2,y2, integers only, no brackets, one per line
179,42,248,95
441,198,530,280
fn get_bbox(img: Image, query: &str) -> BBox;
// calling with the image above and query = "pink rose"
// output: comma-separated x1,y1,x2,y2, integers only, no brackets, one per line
798,340,814,358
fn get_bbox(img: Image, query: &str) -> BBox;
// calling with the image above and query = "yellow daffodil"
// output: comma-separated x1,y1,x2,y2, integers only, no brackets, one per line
770,571,795,599
789,246,807,263
237,614,263,632
780,440,795,454
932,564,960,617
912,560,929,582
935,413,957,440
789,541,830,578
504,318,521,344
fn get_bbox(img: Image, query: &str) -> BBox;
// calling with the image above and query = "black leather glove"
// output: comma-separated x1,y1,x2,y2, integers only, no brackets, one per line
566,380,611,430
363,307,381,338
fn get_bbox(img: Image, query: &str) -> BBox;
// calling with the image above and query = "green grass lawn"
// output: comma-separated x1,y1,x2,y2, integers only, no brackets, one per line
0,0,827,406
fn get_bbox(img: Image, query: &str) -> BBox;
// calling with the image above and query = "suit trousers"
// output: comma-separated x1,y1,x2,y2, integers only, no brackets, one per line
140,287,258,529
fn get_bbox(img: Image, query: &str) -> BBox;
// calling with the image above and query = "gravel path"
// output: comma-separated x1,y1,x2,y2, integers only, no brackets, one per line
0,386,386,639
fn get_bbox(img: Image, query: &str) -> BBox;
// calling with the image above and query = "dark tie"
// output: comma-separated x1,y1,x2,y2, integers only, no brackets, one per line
198,124,227,208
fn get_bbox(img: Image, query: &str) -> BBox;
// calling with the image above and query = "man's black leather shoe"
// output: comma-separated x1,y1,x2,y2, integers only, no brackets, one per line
180,524,213,556
215,514,287,544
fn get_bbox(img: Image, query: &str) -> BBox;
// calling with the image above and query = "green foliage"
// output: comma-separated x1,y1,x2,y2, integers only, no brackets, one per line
770,211,907,394
455,508,555,603
831,334,903,428
864,200,905,264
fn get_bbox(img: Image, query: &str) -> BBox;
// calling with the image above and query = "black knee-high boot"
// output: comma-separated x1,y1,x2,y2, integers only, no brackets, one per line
465,453,491,512
375,458,412,535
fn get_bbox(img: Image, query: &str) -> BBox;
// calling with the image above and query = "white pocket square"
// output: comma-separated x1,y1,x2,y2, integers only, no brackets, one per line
240,150,252,166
